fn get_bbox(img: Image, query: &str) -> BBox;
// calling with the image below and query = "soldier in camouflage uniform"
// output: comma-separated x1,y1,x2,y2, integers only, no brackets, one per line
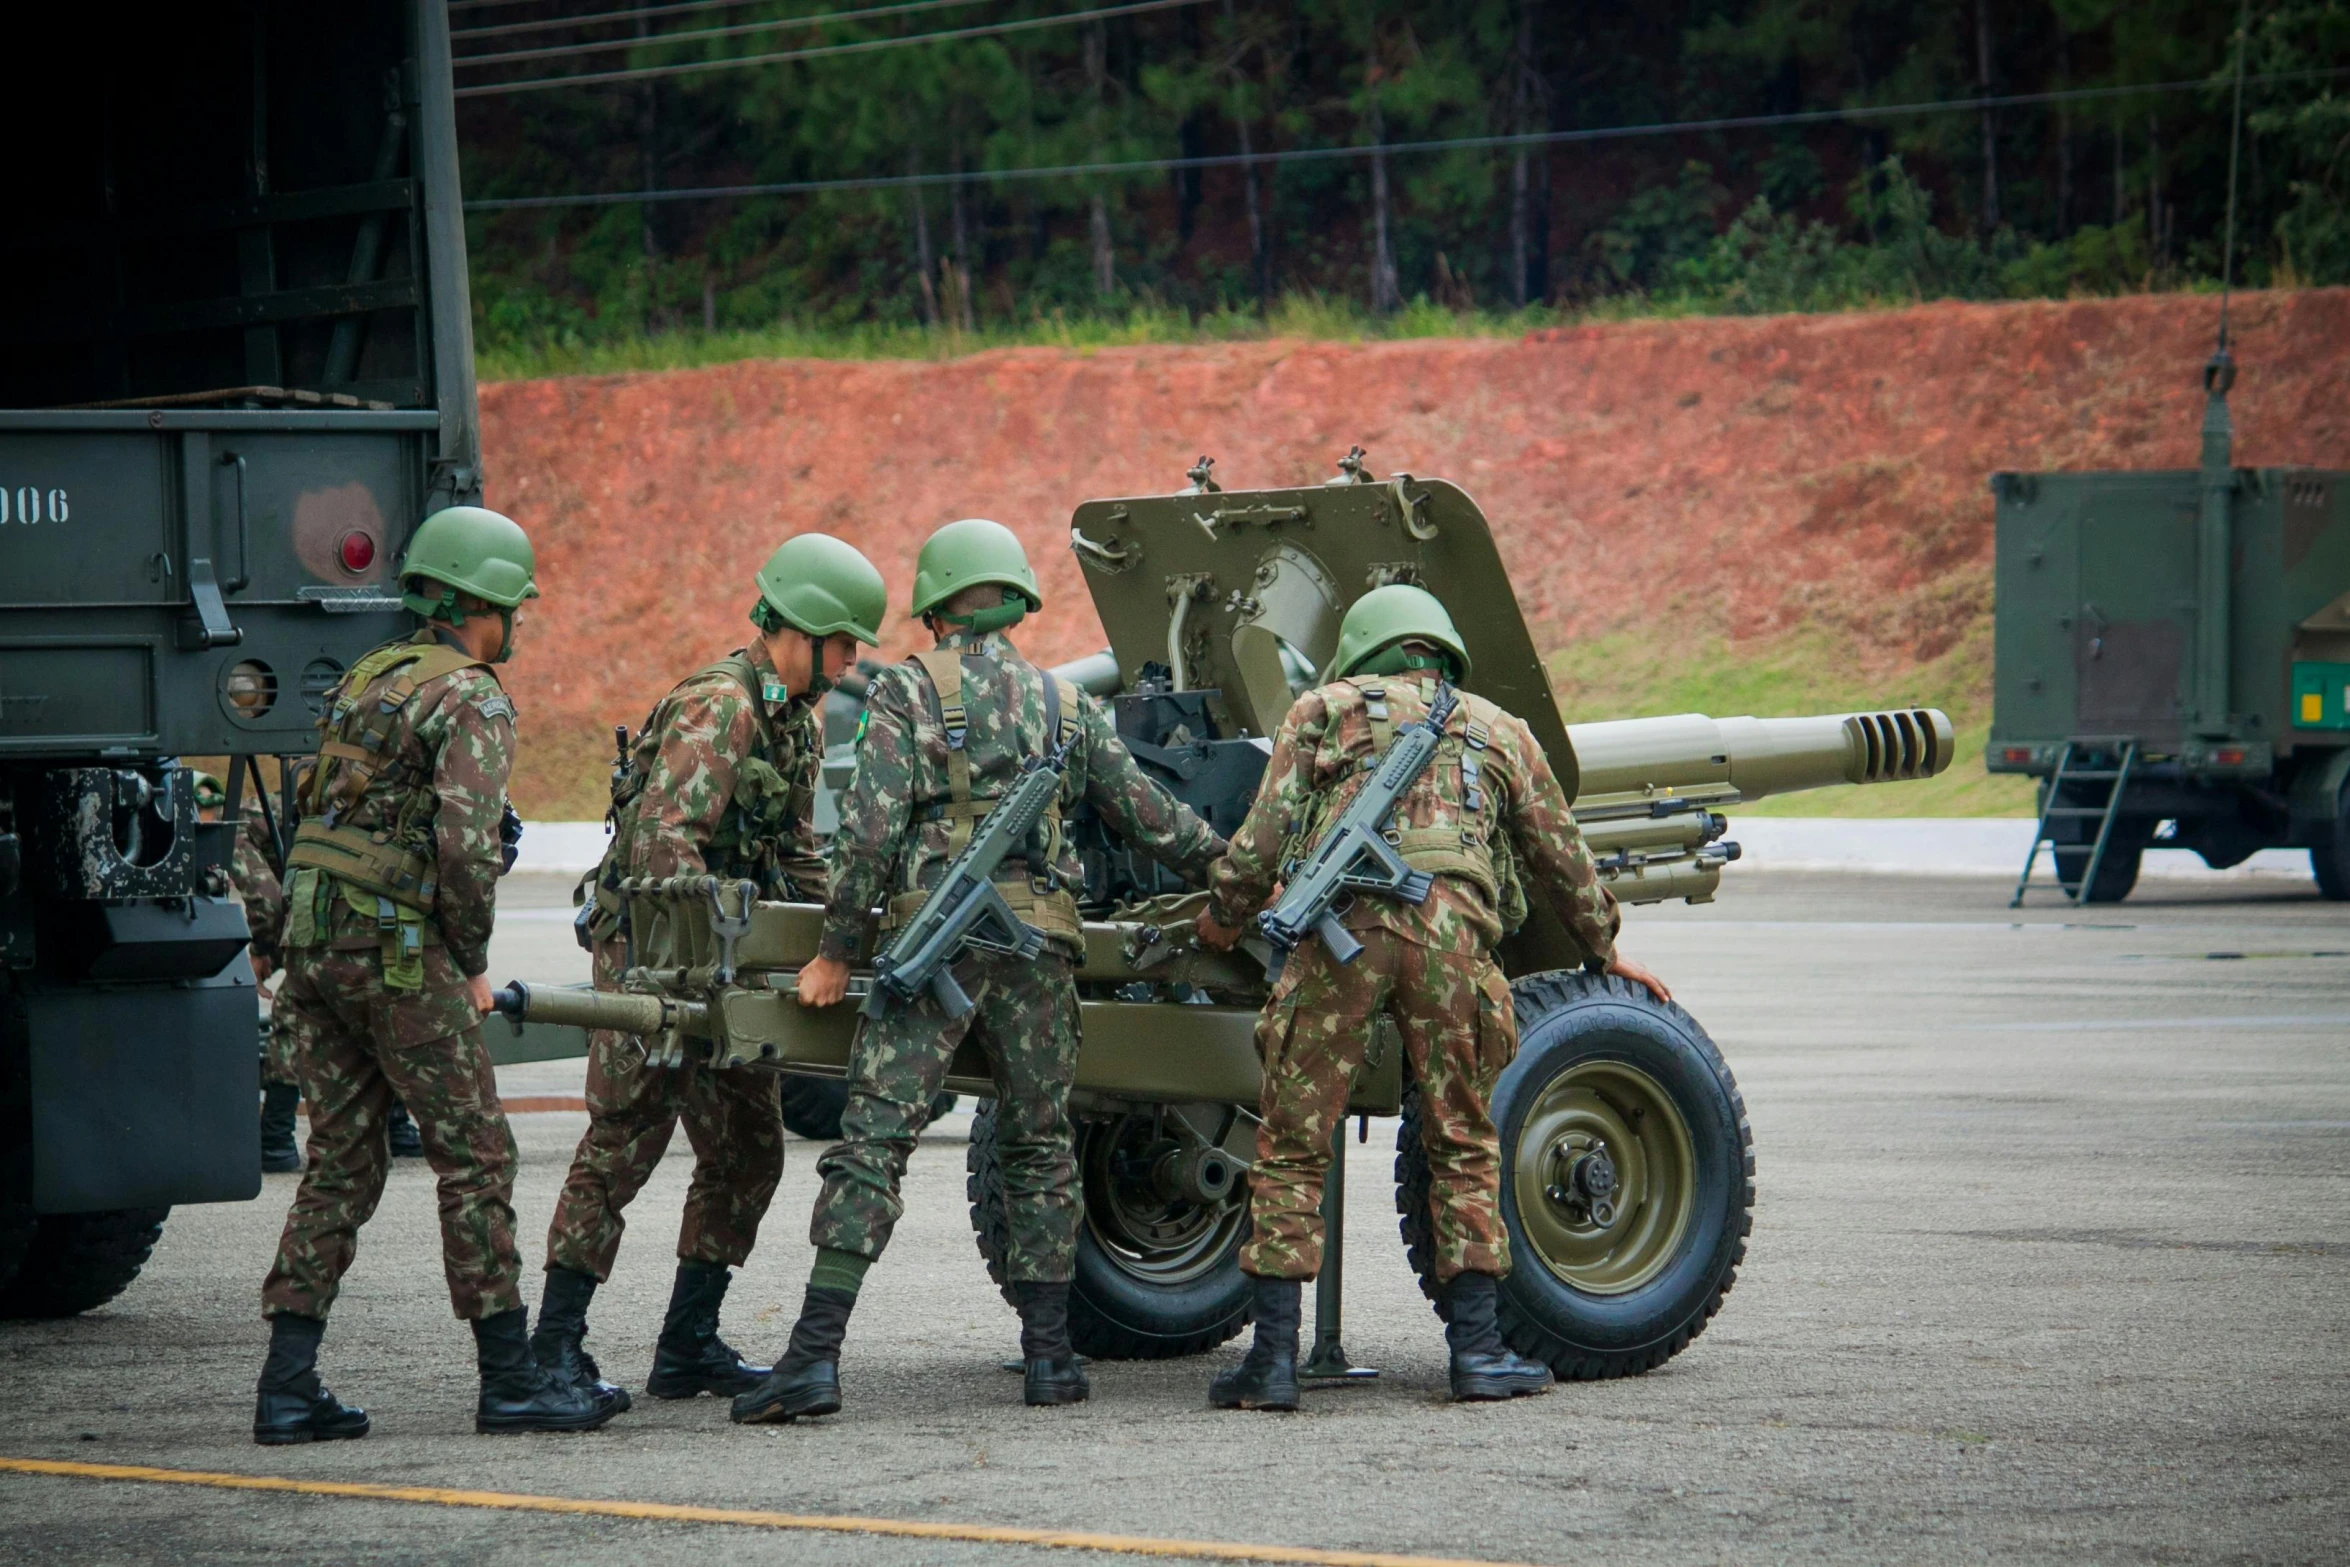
732,518,1226,1424
533,533,888,1411
254,505,617,1444
1195,584,1672,1409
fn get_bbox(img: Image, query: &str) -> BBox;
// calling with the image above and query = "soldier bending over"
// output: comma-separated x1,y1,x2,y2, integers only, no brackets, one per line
1196,586,1670,1409
534,534,886,1409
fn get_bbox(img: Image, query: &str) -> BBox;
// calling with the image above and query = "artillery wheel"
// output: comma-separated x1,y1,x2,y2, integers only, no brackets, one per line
0,1208,169,1319
1396,971,1750,1380
967,1104,1249,1359
778,1076,954,1142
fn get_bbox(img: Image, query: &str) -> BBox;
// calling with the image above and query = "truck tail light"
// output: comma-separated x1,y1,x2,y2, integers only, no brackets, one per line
339,531,377,573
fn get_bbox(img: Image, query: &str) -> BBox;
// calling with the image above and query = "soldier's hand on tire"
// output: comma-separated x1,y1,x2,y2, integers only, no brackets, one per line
1194,907,1243,952
466,973,495,1015
796,953,851,1007
1605,953,1672,1005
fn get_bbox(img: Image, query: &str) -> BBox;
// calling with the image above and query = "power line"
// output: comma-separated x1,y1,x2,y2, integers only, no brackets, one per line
456,1,785,44
455,0,993,62
465,67,2350,210
453,0,1213,97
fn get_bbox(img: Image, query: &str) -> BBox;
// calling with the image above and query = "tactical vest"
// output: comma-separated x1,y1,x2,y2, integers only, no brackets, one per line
583,653,805,939
1296,679,1505,910
285,638,497,913
886,645,1084,946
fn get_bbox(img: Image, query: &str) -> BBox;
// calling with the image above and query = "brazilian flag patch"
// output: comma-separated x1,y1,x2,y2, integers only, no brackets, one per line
761,679,789,704
854,711,870,745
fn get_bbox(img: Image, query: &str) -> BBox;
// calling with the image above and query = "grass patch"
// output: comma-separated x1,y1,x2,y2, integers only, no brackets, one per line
1548,621,2032,818
474,293,1579,380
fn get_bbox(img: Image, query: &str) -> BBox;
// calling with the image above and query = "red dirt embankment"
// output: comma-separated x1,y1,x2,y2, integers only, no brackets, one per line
483,289,2350,817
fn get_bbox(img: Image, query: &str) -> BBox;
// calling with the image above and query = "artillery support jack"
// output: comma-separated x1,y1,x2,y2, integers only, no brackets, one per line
1300,1118,1378,1387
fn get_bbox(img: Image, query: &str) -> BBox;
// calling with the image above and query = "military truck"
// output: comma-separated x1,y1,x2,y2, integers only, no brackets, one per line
502,459,1953,1379
1991,352,2350,904
1,2,480,1313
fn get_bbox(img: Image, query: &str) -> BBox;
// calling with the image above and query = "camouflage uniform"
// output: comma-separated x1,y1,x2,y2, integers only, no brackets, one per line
1205,673,1621,1284
545,641,822,1282
261,629,525,1322
813,628,1225,1282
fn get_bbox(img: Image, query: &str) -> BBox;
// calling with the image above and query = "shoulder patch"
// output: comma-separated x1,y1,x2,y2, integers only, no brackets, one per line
474,693,517,724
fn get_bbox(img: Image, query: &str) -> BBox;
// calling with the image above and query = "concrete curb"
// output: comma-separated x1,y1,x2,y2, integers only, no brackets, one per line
516,819,2319,883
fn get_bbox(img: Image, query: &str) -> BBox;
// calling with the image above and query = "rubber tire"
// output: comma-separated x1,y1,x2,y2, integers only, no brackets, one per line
1397,971,1751,1380
966,1104,1249,1360
2312,780,2350,901
0,1208,169,1319
778,1076,954,1142
2055,841,2143,904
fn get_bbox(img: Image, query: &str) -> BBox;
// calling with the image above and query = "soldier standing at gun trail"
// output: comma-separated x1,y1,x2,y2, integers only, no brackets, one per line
732,519,1227,1423
532,534,887,1410
1196,585,1672,1409
253,506,617,1442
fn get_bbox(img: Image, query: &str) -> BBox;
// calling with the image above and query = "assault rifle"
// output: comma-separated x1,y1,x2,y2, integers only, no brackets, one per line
863,729,1077,1020
1257,678,1461,981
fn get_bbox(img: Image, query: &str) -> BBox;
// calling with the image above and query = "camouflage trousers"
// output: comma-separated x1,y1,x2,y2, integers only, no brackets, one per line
259,998,301,1085
261,941,524,1321
811,948,1080,1283
543,937,785,1281
1243,927,1516,1284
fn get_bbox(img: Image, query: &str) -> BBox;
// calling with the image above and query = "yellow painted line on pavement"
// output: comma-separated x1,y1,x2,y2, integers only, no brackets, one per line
0,1456,1537,1567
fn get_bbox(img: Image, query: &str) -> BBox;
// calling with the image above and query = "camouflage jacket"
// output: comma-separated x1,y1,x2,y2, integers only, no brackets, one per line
1206,673,1620,962
285,629,517,978
820,629,1227,961
598,641,825,901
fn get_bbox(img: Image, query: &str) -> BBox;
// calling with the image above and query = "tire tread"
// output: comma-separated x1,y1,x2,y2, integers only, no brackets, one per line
1395,969,1752,1381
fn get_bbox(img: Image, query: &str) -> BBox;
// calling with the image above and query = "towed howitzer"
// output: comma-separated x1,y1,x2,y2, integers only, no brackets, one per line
864,730,1076,1020
1257,677,1460,979
498,458,1958,1386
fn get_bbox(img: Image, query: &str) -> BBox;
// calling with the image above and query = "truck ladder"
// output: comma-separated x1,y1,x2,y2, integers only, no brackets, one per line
2012,737,2139,907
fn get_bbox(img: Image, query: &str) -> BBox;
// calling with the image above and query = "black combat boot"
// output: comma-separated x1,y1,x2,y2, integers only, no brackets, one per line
646,1260,770,1398
385,1100,423,1159
729,1287,853,1424
530,1266,631,1412
1208,1275,1301,1412
1012,1280,1089,1407
472,1306,619,1433
259,1081,302,1174
253,1312,370,1446
1443,1271,1554,1402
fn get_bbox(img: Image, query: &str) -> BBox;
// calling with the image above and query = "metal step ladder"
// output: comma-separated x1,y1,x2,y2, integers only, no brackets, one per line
2012,737,2139,907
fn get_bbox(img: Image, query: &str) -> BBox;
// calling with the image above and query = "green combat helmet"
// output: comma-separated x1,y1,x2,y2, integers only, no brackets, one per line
752,533,888,646
911,518,1041,634
398,505,540,661
1328,583,1474,683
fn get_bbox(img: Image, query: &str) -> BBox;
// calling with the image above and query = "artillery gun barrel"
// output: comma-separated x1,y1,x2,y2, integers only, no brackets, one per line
1567,708,1952,811
1049,649,1122,697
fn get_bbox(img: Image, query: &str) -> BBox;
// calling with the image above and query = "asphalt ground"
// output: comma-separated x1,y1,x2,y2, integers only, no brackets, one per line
2,871,2344,1566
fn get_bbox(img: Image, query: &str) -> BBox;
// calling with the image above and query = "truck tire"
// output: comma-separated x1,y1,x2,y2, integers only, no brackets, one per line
2054,841,2143,903
778,1076,955,1142
1396,971,1751,1380
967,1104,1249,1359
2312,781,2350,901
0,1208,169,1319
